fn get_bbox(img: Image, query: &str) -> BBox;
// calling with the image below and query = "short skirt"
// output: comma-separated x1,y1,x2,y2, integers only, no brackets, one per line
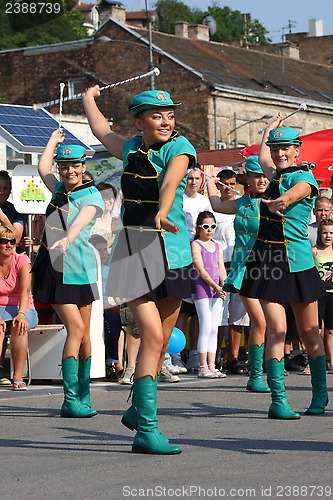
240,263,325,304
32,264,98,306
145,263,195,301
0,306,39,330
106,227,194,302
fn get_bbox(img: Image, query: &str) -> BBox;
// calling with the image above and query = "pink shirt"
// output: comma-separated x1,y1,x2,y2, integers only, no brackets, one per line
0,253,34,307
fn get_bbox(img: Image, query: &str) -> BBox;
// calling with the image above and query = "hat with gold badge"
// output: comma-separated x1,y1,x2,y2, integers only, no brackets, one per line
129,90,181,115
265,127,302,147
55,145,86,163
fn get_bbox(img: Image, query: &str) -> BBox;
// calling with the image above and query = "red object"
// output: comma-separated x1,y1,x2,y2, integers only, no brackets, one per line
241,129,333,188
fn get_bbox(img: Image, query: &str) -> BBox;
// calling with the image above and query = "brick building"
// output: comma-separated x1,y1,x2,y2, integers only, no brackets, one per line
1,6,333,168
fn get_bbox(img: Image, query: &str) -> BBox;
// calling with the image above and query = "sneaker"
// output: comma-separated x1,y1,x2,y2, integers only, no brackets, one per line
119,366,135,385
198,370,218,378
165,364,181,375
159,365,180,383
186,353,200,373
0,377,11,386
171,354,188,373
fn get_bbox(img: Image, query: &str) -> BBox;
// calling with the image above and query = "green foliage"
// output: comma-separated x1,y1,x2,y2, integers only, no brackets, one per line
0,0,87,50
154,0,196,33
153,0,270,44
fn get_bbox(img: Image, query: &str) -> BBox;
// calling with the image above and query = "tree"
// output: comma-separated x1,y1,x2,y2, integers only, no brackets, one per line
153,0,270,45
0,0,87,50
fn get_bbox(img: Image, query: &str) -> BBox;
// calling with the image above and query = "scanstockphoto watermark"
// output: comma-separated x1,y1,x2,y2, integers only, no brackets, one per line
122,485,333,498
122,485,257,498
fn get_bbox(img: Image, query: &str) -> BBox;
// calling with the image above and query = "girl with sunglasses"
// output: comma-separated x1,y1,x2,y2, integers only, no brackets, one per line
191,211,227,378
0,226,38,390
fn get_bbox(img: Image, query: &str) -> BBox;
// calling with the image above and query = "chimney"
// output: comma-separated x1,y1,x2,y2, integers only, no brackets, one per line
188,24,209,41
175,22,189,38
97,3,126,26
308,19,323,37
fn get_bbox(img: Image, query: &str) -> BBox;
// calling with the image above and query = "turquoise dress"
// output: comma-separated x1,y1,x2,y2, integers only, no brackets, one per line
32,180,104,304
224,194,261,293
240,166,325,303
106,132,196,301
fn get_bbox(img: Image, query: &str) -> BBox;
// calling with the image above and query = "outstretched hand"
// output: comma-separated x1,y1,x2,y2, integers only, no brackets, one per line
261,197,286,216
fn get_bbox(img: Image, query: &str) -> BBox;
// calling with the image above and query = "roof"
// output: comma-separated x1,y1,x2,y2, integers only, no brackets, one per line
130,26,333,107
197,148,245,170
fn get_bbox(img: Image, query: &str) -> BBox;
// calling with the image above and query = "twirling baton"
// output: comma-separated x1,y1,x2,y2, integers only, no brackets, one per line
33,67,161,111
202,170,240,194
58,82,65,130
283,103,307,121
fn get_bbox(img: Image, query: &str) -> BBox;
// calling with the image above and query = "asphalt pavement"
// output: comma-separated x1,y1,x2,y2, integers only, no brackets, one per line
0,372,332,500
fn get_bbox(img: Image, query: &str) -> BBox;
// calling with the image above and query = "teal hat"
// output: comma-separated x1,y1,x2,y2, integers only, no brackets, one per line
129,90,181,115
266,127,302,147
245,155,264,174
55,145,86,163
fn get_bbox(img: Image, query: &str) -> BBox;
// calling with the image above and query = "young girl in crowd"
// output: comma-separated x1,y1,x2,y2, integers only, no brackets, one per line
83,88,196,454
313,219,333,373
191,211,226,378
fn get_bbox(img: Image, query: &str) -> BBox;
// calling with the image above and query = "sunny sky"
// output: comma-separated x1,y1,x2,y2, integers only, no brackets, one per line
121,0,333,41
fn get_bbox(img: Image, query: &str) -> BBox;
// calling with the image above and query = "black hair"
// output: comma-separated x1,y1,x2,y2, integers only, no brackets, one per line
0,170,12,190
193,210,216,240
217,169,237,181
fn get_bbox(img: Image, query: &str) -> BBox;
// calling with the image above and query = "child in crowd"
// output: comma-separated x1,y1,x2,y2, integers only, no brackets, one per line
191,211,226,378
313,219,333,373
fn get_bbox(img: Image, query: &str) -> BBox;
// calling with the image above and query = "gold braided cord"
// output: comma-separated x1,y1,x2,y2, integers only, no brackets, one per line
256,237,288,245
123,198,159,204
122,226,162,232
49,202,70,213
122,171,159,179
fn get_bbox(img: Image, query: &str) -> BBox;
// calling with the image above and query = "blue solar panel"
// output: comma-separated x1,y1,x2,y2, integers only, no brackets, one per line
0,104,95,155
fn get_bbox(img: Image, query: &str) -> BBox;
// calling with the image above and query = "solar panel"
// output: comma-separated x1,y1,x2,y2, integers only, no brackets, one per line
0,104,95,156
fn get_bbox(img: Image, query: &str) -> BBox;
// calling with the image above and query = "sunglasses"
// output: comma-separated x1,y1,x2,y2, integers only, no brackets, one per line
198,223,217,230
0,238,16,245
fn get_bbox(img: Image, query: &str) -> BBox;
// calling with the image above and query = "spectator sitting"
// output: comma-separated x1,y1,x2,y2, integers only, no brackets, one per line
0,226,38,390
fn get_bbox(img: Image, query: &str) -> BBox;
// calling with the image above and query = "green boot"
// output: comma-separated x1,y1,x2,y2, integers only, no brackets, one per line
246,344,270,393
132,375,182,454
305,355,328,415
78,356,97,417
60,357,97,418
266,358,301,420
121,376,159,431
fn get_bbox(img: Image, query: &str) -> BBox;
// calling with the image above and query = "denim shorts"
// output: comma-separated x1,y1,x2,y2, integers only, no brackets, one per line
0,306,39,330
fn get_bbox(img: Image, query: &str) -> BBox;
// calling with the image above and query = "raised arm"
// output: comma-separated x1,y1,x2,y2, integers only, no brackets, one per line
38,130,64,192
258,112,284,180
82,85,125,160
206,177,237,214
